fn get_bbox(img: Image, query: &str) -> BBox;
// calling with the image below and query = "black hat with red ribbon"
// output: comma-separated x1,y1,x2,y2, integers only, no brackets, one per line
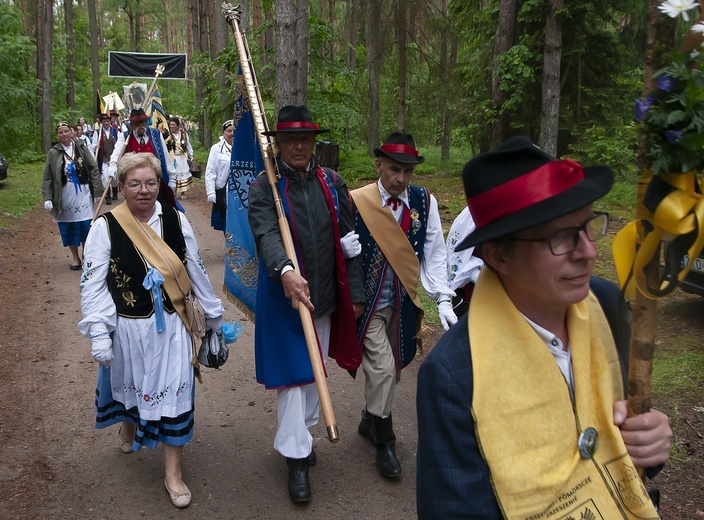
455,136,614,251
374,132,425,164
261,105,329,136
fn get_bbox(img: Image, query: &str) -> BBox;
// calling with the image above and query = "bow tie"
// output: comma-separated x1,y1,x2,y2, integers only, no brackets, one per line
387,197,402,211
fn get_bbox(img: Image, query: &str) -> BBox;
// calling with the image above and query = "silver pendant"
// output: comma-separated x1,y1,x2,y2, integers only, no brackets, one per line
578,427,599,459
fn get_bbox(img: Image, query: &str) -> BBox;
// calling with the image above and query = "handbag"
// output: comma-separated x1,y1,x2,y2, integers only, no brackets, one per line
197,329,229,368
188,159,202,178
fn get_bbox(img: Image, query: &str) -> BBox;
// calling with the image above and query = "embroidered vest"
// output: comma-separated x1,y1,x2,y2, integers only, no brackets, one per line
356,184,429,369
103,207,186,318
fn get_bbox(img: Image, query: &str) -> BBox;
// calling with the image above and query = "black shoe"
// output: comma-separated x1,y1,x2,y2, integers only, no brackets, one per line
112,187,118,200
358,409,377,445
308,448,317,466
286,457,311,503
105,196,112,205
371,413,402,478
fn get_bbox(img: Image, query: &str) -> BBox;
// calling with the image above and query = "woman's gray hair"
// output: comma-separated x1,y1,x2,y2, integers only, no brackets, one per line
117,152,161,184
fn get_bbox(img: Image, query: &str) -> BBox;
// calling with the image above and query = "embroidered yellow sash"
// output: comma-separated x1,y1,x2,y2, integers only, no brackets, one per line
469,270,659,520
351,183,422,309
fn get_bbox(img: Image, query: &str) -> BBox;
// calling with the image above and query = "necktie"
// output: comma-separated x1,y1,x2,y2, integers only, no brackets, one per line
388,197,402,211
139,137,145,145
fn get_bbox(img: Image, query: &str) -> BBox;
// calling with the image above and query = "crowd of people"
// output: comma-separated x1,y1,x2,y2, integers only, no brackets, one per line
40,104,673,515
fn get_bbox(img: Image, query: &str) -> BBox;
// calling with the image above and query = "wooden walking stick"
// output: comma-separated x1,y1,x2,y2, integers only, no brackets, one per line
222,2,340,442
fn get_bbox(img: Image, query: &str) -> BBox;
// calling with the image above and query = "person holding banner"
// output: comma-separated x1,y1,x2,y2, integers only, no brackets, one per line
78,153,224,509
205,119,234,232
350,132,457,479
247,105,365,504
108,108,178,210
416,136,672,519
167,116,194,200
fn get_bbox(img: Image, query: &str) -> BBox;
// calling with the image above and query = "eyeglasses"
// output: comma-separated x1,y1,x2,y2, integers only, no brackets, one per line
123,180,160,192
508,212,609,256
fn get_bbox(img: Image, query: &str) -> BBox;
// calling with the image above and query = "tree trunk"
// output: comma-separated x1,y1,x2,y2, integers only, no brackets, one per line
441,33,458,161
366,0,382,155
64,0,75,109
396,0,407,131
346,0,359,71
275,0,307,110
88,0,101,118
213,0,231,124
37,0,53,151
538,0,564,156
490,0,518,149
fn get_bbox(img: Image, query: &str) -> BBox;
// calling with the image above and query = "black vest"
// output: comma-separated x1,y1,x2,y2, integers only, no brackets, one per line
103,206,187,318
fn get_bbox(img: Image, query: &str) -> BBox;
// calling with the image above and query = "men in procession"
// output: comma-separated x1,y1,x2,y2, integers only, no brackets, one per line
416,136,672,519
350,132,457,479
92,113,119,205
247,105,365,504
107,108,178,209
204,119,234,232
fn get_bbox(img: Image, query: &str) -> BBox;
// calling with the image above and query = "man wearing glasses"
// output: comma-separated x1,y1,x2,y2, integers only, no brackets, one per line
416,136,672,519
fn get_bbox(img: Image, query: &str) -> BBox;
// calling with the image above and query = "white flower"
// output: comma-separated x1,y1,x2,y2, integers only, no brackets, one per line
658,0,699,21
693,22,704,34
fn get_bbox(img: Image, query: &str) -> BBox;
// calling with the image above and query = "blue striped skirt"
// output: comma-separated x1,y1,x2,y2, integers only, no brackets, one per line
58,219,91,247
94,365,195,451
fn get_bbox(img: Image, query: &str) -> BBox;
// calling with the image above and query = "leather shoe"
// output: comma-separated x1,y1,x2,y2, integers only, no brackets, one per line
164,479,191,508
118,426,134,454
286,457,311,503
105,196,112,205
308,448,317,466
376,443,402,478
358,409,377,445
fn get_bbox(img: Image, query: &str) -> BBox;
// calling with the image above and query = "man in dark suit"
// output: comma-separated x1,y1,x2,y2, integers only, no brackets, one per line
416,136,672,519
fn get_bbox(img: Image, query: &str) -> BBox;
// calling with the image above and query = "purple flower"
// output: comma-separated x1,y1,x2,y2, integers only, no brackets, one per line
635,98,652,122
665,129,683,144
658,75,675,92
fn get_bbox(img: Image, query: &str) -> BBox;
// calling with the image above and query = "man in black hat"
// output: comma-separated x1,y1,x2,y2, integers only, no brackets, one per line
350,132,457,479
107,108,178,208
247,105,365,503
416,136,672,519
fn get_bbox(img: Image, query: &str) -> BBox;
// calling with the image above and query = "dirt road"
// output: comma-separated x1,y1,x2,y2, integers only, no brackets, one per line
0,181,701,519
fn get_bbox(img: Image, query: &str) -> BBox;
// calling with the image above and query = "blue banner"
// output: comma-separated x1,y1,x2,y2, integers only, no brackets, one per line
223,68,263,318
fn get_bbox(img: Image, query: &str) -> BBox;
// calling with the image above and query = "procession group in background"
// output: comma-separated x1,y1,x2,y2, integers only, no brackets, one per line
38,79,674,513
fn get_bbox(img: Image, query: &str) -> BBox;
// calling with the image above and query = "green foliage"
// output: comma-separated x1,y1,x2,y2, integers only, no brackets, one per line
567,124,639,181
0,161,44,228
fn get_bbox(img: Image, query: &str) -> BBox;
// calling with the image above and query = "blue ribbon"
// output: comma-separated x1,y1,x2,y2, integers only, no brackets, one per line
142,268,166,332
65,160,81,194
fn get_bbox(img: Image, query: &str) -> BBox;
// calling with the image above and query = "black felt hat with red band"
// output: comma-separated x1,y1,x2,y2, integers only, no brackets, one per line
456,136,614,251
374,132,425,164
129,108,149,122
261,105,329,136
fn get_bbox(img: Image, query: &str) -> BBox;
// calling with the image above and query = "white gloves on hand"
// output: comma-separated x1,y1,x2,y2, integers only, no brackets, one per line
91,336,114,367
43,200,53,211
207,193,217,204
340,231,362,259
206,315,224,334
438,301,458,331
107,163,117,179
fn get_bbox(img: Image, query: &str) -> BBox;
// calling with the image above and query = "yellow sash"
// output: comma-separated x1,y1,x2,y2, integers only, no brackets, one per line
351,183,422,309
469,270,659,520
110,202,192,332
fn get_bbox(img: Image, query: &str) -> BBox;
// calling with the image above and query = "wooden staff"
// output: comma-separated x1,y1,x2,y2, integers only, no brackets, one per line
222,2,340,443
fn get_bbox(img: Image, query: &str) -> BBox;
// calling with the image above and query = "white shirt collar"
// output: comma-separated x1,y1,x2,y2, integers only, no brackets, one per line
61,141,74,155
133,131,149,142
377,180,409,208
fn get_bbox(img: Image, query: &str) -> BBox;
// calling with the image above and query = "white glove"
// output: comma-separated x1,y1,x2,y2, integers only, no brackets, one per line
107,163,117,179
168,180,176,191
340,231,362,259
91,336,114,367
43,200,53,211
206,315,224,334
438,301,458,331
207,193,217,204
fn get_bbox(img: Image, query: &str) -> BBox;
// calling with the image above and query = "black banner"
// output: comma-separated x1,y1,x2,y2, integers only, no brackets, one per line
108,51,187,79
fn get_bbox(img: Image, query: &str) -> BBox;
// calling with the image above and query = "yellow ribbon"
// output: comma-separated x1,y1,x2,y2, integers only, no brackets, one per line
612,171,704,298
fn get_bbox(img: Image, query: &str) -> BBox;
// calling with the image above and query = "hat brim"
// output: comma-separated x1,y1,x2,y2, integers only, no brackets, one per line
130,116,149,122
373,148,425,164
455,165,614,251
261,128,329,136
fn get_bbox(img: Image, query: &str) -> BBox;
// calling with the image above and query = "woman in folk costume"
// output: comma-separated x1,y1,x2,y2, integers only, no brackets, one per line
78,153,224,508
167,116,194,200
204,119,234,232
42,121,103,270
